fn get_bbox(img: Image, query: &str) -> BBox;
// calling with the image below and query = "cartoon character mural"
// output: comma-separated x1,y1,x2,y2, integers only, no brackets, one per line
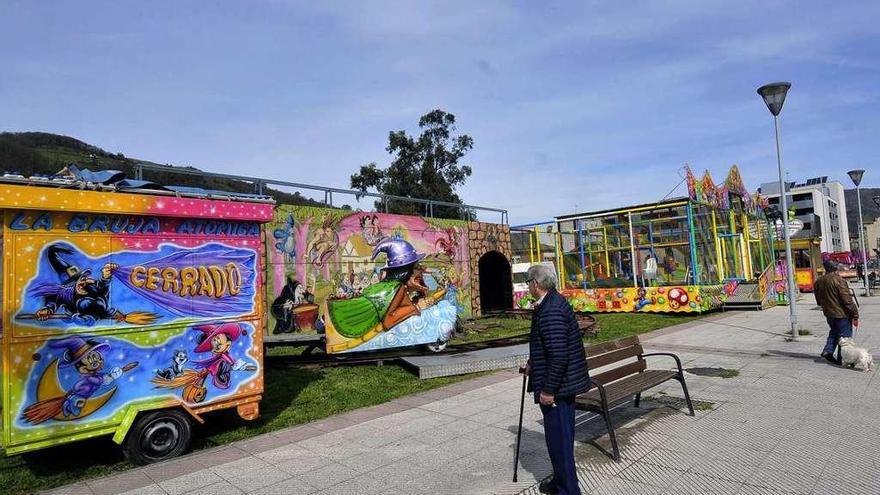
304,216,339,267
3,199,270,458
21,336,137,424
18,323,260,429
16,241,257,331
151,323,258,403
265,205,472,351
435,227,459,258
23,245,156,327
270,275,320,334
560,285,723,313
359,214,385,246
272,214,297,262
323,237,457,353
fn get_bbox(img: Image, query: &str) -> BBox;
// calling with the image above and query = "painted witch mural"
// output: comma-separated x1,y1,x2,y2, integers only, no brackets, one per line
23,245,155,327
265,205,473,350
151,322,257,403
17,242,257,330
270,276,319,334
323,237,457,352
21,336,138,424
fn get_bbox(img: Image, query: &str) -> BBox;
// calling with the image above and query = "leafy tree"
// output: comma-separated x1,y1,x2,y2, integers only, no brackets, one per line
351,109,474,219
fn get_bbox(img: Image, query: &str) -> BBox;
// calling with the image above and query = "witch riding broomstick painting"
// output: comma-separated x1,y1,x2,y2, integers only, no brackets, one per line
17,245,158,327
324,237,448,353
21,336,139,424
151,323,257,403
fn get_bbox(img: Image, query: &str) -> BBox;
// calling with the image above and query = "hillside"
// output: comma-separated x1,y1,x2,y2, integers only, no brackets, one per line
844,188,880,232
0,132,327,207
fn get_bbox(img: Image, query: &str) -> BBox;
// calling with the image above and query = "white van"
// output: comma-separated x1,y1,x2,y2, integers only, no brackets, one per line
512,261,557,294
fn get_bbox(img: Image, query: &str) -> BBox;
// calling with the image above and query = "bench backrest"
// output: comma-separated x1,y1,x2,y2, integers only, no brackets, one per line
585,335,646,386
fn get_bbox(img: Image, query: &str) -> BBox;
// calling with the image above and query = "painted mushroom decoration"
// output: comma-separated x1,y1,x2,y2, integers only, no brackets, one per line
667,287,689,309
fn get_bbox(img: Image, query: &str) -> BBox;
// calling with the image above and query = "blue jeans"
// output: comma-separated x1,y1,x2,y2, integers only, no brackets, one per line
540,397,581,495
823,317,853,357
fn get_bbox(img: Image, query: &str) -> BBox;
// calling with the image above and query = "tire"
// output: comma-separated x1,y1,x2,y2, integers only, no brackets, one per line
425,340,448,353
123,410,192,465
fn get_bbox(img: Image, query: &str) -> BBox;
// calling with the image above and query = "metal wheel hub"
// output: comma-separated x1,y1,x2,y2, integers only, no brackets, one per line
141,419,180,457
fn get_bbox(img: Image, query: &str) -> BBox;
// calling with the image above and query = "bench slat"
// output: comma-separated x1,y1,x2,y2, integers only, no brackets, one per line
585,335,640,356
587,344,643,370
591,359,646,387
576,370,678,410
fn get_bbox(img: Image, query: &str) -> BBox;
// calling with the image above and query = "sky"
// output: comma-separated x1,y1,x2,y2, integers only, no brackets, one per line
2,1,878,225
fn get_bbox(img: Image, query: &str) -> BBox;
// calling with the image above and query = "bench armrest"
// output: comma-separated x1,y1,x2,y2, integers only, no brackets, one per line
640,352,685,375
589,377,610,406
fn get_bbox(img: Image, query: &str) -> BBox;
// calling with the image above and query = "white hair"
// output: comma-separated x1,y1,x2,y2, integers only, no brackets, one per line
527,264,557,290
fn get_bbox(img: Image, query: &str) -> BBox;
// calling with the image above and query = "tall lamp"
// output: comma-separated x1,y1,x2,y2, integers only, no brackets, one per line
758,81,799,340
848,170,869,296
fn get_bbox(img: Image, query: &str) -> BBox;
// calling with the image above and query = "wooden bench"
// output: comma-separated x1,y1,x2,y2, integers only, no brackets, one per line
575,335,694,461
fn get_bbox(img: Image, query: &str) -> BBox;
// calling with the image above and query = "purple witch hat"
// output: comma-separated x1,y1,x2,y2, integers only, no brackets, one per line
371,237,425,269
49,336,109,368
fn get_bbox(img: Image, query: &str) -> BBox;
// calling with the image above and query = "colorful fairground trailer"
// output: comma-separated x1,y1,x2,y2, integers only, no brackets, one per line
511,165,789,313
0,172,273,464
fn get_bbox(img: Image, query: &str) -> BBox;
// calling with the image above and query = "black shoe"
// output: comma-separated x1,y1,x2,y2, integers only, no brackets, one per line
821,353,841,365
538,479,559,494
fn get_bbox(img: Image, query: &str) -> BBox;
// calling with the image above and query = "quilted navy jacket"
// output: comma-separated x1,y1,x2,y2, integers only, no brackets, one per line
527,289,590,401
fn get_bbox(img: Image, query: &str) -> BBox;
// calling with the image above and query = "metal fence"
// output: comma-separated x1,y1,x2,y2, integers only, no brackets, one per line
133,162,508,224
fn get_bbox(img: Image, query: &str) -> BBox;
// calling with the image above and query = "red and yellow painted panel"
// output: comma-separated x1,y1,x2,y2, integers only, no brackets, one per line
1,187,272,454
515,285,725,313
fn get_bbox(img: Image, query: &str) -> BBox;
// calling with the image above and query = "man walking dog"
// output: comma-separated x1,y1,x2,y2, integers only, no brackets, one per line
815,259,859,364
522,264,589,494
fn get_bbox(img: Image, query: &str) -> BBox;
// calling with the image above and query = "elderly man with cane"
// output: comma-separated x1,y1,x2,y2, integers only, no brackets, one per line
517,263,589,495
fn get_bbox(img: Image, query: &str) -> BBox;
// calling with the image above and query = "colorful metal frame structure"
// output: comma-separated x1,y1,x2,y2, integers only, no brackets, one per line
512,166,784,313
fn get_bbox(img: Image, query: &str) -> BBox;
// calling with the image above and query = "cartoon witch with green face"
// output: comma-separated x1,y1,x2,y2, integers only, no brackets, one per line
325,238,447,347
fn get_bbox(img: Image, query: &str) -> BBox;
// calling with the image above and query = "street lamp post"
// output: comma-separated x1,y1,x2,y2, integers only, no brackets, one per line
848,170,869,296
758,81,799,340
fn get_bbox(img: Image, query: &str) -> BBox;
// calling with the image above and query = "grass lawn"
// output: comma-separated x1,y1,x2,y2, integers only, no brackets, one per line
0,310,700,494
452,311,702,346
584,312,700,344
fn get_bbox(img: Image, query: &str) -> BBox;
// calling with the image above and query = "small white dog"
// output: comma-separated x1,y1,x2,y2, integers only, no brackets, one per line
838,337,874,372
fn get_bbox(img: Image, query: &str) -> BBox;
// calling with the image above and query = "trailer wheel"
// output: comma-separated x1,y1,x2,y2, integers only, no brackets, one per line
425,340,448,353
123,410,192,465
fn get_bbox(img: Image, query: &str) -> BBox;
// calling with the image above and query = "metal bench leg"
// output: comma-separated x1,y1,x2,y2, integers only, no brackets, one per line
602,409,620,462
634,392,641,408
677,375,695,416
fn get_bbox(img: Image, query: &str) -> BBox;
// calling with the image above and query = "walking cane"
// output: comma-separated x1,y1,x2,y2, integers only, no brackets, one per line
513,366,528,483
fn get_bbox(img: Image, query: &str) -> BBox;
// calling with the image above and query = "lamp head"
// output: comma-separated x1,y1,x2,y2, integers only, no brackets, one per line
757,82,791,116
848,169,865,187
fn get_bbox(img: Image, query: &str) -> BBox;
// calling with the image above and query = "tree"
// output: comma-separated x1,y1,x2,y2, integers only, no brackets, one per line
351,109,474,219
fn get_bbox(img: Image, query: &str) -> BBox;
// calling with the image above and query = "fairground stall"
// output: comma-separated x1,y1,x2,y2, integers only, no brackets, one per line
0,174,274,464
511,166,788,313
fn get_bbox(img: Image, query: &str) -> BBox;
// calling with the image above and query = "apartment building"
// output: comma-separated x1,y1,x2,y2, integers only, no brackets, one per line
758,177,851,253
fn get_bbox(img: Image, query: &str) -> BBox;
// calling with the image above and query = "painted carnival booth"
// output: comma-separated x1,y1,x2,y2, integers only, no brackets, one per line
0,181,273,464
512,166,784,313
264,205,512,354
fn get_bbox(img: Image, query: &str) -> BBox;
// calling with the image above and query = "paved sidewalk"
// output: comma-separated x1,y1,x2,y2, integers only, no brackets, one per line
502,297,880,495
46,297,878,495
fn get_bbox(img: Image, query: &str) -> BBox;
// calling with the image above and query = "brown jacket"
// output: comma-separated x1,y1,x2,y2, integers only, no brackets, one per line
814,273,859,319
